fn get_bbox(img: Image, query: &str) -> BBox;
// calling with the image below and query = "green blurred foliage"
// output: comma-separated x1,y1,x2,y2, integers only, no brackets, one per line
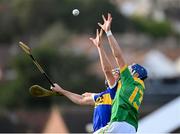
38,22,70,46
131,16,172,38
0,0,175,44
0,0,128,44
0,1,19,43
11,0,122,33
0,44,104,109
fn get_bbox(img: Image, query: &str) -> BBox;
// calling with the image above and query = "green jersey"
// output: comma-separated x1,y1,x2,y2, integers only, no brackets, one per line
110,65,145,131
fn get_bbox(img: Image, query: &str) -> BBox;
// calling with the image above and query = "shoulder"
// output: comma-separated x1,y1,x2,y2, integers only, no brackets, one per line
93,89,108,100
120,65,128,73
134,77,145,89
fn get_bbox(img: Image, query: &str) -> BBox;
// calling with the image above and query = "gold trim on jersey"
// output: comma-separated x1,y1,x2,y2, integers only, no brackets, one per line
129,87,138,103
117,81,122,90
139,89,143,103
129,87,144,110
120,65,127,73
134,77,145,88
133,102,139,111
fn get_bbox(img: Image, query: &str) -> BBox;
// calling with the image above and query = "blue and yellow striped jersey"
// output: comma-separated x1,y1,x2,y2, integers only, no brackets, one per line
92,82,120,132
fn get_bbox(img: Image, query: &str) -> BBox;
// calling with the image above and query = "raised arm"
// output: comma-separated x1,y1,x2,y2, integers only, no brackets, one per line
51,83,94,106
98,13,126,69
89,29,116,87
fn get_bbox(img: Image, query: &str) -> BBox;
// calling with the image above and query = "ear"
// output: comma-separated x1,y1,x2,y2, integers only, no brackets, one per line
133,73,139,78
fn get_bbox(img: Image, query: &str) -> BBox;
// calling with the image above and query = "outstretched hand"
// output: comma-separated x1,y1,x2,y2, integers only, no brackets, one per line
98,13,112,32
89,29,103,47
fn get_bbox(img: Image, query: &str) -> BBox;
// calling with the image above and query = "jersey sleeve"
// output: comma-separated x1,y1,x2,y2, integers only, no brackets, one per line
93,93,101,102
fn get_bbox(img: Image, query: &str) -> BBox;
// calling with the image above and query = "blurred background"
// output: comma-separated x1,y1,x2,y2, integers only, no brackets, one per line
0,0,179,133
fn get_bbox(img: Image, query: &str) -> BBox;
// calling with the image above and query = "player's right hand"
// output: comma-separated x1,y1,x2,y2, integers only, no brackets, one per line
98,13,112,33
51,83,62,93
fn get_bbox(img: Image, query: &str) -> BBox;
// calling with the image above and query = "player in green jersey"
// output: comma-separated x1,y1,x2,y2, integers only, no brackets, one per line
97,13,148,133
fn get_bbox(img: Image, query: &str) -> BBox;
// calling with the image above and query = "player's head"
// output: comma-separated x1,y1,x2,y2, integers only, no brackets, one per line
105,68,120,87
128,63,148,80
112,68,120,81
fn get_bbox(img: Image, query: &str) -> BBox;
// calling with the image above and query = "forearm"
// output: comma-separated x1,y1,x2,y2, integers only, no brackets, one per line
97,46,112,73
57,88,84,105
97,45,115,86
107,32,126,68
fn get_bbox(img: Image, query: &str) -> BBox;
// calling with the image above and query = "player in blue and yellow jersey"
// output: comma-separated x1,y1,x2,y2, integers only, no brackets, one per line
98,13,148,133
51,29,120,133
89,29,121,132
92,68,121,132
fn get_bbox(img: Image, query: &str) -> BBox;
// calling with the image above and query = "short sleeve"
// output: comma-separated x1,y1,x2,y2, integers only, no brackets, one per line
93,93,100,102
120,65,134,86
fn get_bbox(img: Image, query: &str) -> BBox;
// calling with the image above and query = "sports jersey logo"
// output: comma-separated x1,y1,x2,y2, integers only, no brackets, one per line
96,96,104,104
95,94,112,107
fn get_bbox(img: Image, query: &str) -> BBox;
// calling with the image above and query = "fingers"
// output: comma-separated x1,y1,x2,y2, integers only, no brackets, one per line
98,22,103,28
102,14,112,22
108,13,112,25
96,29,99,36
89,38,95,45
102,15,106,22
109,16,112,23
89,38,93,41
50,83,62,93
108,13,111,20
100,29,103,37
89,29,103,47
50,83,57,90
96,28,103,36
99,13,112,32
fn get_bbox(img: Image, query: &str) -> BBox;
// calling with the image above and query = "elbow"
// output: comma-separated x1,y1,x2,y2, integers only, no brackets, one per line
78,99,88,106
79,99,93,106
79,102,85,106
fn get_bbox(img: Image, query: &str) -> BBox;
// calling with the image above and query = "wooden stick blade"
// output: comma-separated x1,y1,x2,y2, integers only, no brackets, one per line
19,41,31,55
29,85,59,97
